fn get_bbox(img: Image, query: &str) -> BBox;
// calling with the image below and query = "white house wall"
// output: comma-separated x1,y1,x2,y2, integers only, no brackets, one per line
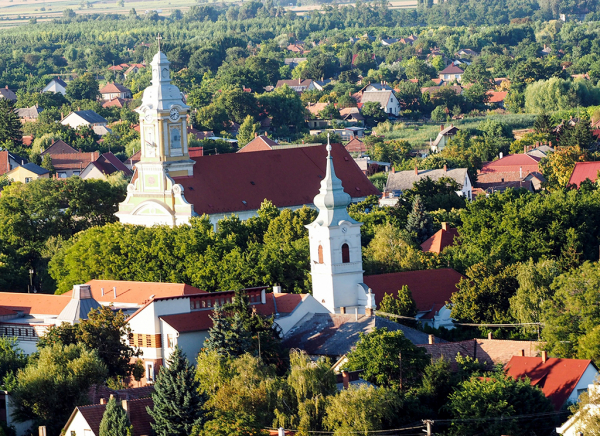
62,410,93,436
569,364,599,405
274,295,330,335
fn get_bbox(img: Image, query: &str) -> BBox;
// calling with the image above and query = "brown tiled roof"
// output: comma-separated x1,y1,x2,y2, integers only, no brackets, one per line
22,136,33,146
417,338,543,371
237,135,278,153
439,65,464,75
41,140,78,156
62,280,205,305
0,151,9,175
50,152,100,170
100,83,131,94
174,143,380,215
345,138,366,153
486,91,508,103
87,385,154,404
306,102,328,116
255,293,304,316
102,98,127,108
364,268,464,315
75,397,154,436
89,152,133,177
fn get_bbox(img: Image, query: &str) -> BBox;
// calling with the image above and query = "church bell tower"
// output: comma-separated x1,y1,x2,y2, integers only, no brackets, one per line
306,137,375,314
116,47,195,227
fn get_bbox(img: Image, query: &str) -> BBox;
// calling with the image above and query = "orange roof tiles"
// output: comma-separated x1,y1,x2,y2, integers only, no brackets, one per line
237,135,278,153
61,280,205,305
486,90,508,103
568,161,600,187
0,293,70,315
255,293,304,317
345,138,367,153
420,223,459,254
505,356,595,410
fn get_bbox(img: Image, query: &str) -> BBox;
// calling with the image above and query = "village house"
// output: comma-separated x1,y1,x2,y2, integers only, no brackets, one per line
568,161,600,187
476,153,545,193
61,110,109,135
4,163,49,184
0,86,17,103
438,65,464,82
556,383,600,436
420,222,459,254
16,105,43,122
359,89,400,116
382,166,473,202
40,141,100,178
42,78,68,95
80,152,134,180
430,124,459,152
505,353,599,411
100,83,132,101
102,97,128,109
0,150,27,176
275,79,313,93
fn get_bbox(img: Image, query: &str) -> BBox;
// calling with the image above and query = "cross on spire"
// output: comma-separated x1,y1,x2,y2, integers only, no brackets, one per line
156,33,163,51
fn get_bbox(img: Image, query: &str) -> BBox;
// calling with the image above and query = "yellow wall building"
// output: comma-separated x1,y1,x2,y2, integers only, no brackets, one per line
5,163,50,184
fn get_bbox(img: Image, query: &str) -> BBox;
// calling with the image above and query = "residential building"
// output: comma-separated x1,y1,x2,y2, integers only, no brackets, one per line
80,152,134,180
505,353,599,410
102,97,128,108
383,167,472,200
456,48,478,57
568,161,600,187
345,137,367,154
339,107,364,125
312,80,332,91
556,383,600,436
41,139,78,156
421,85,463,97
417,336,544,371
0,150,27,176
275,79,313,93
381,38,399,46
5,163,50,184
16,105,43,122
476,153,544,193
42,78,68,95
430,124,459,152
61,110,109,130
63,397,153,436
353,157,390,175
359,90,400,116
124,63,145,78
420,222,459,254
284,57,307,70
438,65,464,82
485,90,508,108
46,151,100,178
237,134,279,153
0,86,17,103
100,83,132,100
363,268,464,329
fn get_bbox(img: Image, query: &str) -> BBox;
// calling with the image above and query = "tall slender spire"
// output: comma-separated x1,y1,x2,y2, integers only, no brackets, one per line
312,134,356,226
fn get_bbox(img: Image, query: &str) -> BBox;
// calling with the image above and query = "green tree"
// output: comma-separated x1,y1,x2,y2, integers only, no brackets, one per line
7,343,107,435
40,154,54,174
0,337,28,382
379,285,418,322
0,99,23,153
344,327,429,390
430,105,447,122
148,346,206,436
257,85,305,132
99,397,133,436
446,373,554,436
363,223,425,275
66,73,100,101
361,101,387,126
201,411,267,436
318,103,340,120
539,145,588,189
405,195,433,244
567,380,600,434
237,115,260,147
323,385,402,435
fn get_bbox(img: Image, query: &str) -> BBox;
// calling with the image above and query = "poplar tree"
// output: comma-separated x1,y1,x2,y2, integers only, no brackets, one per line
405,195,433,244
147,346,206,436
99,397,132,436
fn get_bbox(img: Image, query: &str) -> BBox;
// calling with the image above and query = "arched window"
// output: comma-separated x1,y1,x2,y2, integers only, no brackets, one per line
318,245,324,264
341,243,350,263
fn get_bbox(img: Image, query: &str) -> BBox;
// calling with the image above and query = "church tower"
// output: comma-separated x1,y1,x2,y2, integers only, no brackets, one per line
306,138,376,314
116,49,195,227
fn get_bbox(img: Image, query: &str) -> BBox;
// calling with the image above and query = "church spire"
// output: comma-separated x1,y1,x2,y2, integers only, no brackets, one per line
312,135,356,226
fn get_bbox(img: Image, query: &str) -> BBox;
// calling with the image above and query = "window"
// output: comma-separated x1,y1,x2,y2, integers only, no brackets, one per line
137,335,143,347
73,171,80,176
341,244,350,263
146,363,154,382
318,245,324,264
167,334,174,348
146,335,152,348
25,177,32,183
58,172,67,179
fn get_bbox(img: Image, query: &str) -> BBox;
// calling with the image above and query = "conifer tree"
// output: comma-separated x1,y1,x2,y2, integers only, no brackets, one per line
405,195,433,244
99,397,132,436
147,346,206,436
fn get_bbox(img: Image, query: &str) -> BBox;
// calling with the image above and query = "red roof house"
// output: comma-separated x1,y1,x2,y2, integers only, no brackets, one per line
80,152,133,180
363,268,464,327
568,161,600,187
345,137,367,154
237,135,278,153
476,154,543,192
505,354,598,410
41,139,78,156
420,222,459,254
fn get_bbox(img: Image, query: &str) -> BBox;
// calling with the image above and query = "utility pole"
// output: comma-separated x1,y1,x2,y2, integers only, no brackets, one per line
398,351,402,390
422,420,433,436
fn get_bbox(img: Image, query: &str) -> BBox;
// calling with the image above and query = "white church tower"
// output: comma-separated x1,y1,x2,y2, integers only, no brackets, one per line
306,138,376,315
116,47,195,227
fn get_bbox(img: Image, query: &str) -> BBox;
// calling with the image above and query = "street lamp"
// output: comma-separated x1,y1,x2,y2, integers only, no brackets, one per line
28,268,33,294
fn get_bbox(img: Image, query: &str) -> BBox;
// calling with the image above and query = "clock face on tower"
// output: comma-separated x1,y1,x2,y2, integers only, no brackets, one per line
169,108,180,121
341,227,348,234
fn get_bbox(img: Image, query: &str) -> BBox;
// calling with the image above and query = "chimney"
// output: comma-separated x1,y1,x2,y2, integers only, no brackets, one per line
273,284,282,294
440,124,444,131
278,429,285,436
298,77,301,85
365,307,373,316
113,287,116,298
443,164,447,172
109,394,114,400
524,144,527,154
487,332,492,340
414,166,418,175
340,307,346,314
441,222,448,231
520,349,525,356
100,398,106,405
390,166,395,174
499,152,503,159
122,399,129,416
61,112,64,120
428,334,434,345
254,132,258,138
38,427,46,436
342,371,350,389
520,166,523,179
542,351,547,363
4,85,7,90
101,287,104,296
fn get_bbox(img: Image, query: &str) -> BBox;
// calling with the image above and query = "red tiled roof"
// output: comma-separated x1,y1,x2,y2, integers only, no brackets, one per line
481,154,540,172
61,280,205,305
0,293,70,315
93,152,133,177
237,135,278,153
505,356,595,410
345,138,367,153
486,90,508,103
75,397,154,436
174,143,380,215
100,83,131,94
41,140,78,156
0,151,9,175
255,293,304,316
128,150,141,165
420,225,459,254
102,97,127,108
22,136,33,146
187,126,214,141
49,152,100,170
87,385,153,404
568,161,600,187
363,268,464,314
189,147,204,158
160,311,214,332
